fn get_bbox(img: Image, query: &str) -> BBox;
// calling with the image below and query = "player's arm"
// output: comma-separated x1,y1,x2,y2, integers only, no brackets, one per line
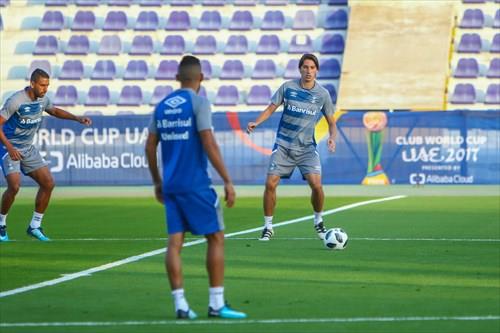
0,116,22,161
325,113,337,152
246,103,279,134
145,132,163,204
45,107,92,126
199,129,235,208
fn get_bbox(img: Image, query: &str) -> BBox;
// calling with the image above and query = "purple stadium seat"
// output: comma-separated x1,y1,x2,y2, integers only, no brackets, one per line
460,9,484,29
118,86,143,106
293,10,315,30
317,59,341,79
59,60,84,80
86,86,110,106
214,85,239,106
28,60,52,78
224,35,248,54
201,0,225,5
34,35,58,55
297,0,320,4
155,60,179,80
98,35,122,55
450,83,476,104
323,84,337,103
252,59,276,79
454,58,479,78
324,9,348,29
491,34,500,53
160,35,185,55
256,35,280,54
108,0,133,5
247,85,271,105
138,0,163,6
165,11,190,30
65,35,90,55
45,0,67,5
327,0,348,4
193,35,217,54
263,0,288,5
462,0,485,3
71,10,95,31
135,11,158,30
170,0,194,5
289,34,313,54
320,34,345,54
0,14,2,31
150,85,173,105
103,11,127,31
75,0,99,5
54,85,78,106
129,35,154,55
484,84,500,104
457,33,482,53
123,60,148,80
494,9,500,29
234,0,257,5
220,60,244,80
201,60,212,79
40,10,64,30
198,10,222,30
261,10,285,30
284,59,300,79
229,10,253,30
84,111,103,116
91,60,116,80
486,58,500,78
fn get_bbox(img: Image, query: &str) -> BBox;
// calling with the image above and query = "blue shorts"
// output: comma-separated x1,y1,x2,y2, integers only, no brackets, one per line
164,187,224,236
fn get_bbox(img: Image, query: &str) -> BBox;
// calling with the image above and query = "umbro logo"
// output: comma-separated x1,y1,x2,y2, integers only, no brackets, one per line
164,96,187,108
24,107,31,112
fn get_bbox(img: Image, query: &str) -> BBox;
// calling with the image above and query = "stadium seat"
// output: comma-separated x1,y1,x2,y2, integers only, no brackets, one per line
453,58,479,78
54,85,78,106
108,0,133,5
28,60,52,78
98,35,122,55
103,11,127,31
91,60,116,80
34,35,58,55
224,35,248,54
198,10,222,30
40,10,64,30
288,34,313,54
462,0,485,3
486,58,500,78
118,86,143,106
323,83,337,103
484,84,500,104
0,14,3,31
85,86,111,106
138,0,162,6
165,11,190,30
457,33,482,53
284,59,300,79
71,11,95,31
247,85,271,105
324,9,348,30
450,83,476,104
460,9,484,29
490,34,500,53
229,10,253,30
59,60,84,80
150,85,174,105
160,35,185,55
84,110,103,116
129,35,154,55
320,34,345,54
220,60,244,80
201,60,212,79
75,0,99,5
263,0,288,5
123,60,148,80
317,59,341,79
65,35,90,55
293,10,316,30
234,0,257,5
297,0,320,5
155,60,178,80
45,0,67,5
135,11,158,31
493,9,500,29
327,0,348,4
252,59,277,79
256,35,280,54
193,35,217,54
202,0,225,5
116,111,135,115
261,10,285,30
170,0,195,5
214,85,239,106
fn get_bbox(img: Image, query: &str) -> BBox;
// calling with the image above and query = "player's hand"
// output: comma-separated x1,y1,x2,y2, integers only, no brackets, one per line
246,122,257,134
224,182,235,208
78,116,92,126
327,136,336,152
7,147,22,161
154,183,164,204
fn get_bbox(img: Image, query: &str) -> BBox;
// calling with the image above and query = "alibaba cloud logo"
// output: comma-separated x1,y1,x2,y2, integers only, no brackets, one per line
409,173,426,185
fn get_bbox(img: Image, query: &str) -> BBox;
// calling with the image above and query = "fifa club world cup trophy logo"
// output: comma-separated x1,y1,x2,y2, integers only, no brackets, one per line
362,112,390,185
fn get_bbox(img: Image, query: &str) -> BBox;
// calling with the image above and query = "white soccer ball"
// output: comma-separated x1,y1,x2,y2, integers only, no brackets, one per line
323,228,349,250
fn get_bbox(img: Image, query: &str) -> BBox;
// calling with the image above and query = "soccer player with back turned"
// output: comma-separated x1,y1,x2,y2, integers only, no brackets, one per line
145,55,246,320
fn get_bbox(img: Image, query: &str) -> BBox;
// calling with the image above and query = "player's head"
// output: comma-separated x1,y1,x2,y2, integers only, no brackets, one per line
176,55,204,92
30,68,50,98
298,53,319,84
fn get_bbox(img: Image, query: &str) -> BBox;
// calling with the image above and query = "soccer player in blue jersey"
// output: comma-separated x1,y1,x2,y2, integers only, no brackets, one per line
246,54,337,241
0,69,91,242
145,55,246,320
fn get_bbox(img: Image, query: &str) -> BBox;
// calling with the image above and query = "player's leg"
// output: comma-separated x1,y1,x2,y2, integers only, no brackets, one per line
25,166,54,241
305,173,327,239
0,173,21,242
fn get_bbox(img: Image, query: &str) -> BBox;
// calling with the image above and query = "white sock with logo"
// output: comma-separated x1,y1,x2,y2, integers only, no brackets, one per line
171,288,189,312
29,212,44,229
209,286,225,310
0,214,7,227
264,216,273,229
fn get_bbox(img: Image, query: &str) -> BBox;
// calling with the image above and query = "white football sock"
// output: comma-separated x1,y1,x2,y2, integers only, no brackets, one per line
314,211,323,225
0,214,7,227
29,212,44,229
171,288,189,312
209,286,225,310
264,216,273,229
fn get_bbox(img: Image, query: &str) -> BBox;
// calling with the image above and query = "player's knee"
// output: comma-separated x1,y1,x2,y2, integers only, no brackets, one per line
41,178,55,192
7,183,21,195
265,179,279,192
310,182,323,193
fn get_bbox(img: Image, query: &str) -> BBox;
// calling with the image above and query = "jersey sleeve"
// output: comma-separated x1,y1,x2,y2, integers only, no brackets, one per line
270,83,286,106
148,111,158,134
193,97,212,132
43,95,53,111
0,95,19,121
321,90,335,117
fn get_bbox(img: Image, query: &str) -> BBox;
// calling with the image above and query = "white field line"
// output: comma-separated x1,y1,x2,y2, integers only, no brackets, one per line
1,315,499,327
0,195,406,299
